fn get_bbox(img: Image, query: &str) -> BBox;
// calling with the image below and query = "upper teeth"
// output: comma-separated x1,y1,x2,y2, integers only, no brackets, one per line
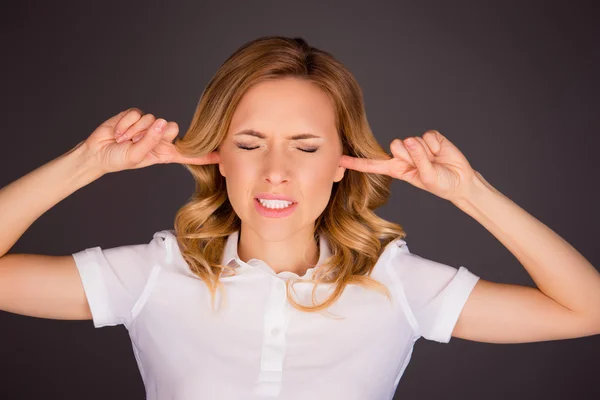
258,199,293,208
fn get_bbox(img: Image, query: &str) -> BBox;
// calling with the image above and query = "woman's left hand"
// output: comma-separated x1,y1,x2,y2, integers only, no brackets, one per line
338,130,477,202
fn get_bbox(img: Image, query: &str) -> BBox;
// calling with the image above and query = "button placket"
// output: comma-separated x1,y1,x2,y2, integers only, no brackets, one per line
254,278,290,396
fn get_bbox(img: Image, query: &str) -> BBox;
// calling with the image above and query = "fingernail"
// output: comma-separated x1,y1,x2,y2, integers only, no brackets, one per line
154,119,166,132
404,139,415,148
116,134,127,143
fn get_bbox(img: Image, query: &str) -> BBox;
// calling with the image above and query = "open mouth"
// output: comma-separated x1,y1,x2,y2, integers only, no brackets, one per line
255,198,297,207
254,198,298,217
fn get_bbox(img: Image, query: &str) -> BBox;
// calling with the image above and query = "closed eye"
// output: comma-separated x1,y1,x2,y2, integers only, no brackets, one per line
236,144,318,153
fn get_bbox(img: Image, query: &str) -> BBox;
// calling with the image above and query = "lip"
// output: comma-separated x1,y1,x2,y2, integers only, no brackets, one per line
253,192,297,202
254,198,298,218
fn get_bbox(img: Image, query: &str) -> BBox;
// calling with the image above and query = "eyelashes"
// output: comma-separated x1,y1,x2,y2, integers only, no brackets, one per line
236,144,318,153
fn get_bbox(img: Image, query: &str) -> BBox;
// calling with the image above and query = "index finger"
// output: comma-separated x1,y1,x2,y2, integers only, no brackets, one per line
172,150,221,166
339,154,390,175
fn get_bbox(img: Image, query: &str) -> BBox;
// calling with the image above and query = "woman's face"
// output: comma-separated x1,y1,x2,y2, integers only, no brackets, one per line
218,77,346,238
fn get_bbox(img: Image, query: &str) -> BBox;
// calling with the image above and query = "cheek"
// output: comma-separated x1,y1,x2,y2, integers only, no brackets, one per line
222,159,255,208
299,163,336,199
308,155,339,179
225,155,257,180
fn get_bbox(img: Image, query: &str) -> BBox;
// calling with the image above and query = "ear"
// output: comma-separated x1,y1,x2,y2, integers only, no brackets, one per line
333,164,346,183
218,161,226,178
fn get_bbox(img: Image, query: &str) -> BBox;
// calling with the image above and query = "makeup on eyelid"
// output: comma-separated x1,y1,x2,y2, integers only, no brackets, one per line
236,144,318,153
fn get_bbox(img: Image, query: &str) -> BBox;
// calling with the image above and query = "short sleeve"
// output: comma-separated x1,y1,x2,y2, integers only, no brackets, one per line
71,230,172,328
391,240,480,343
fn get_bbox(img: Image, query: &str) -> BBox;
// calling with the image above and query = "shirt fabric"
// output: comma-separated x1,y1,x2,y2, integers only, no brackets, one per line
72,229,480,400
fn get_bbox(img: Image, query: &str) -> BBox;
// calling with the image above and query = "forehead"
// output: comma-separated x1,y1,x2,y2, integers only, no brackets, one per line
227,77,337,139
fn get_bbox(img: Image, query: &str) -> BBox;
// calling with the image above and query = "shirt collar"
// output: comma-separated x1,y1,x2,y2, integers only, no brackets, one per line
220,230,332,280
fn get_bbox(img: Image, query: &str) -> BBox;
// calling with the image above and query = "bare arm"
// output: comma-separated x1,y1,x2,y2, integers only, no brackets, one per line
0,141,104,257
0,109,217,321
0,141,104,319
0,254,92,320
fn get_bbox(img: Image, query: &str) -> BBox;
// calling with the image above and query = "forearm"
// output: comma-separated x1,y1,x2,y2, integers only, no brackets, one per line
0,141,105,257
451,171,600,319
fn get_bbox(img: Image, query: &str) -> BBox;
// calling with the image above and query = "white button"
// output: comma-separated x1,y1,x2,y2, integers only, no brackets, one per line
271,328,280,336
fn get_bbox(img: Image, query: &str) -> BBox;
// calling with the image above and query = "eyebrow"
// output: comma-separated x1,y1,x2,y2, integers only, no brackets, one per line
233,129,322,140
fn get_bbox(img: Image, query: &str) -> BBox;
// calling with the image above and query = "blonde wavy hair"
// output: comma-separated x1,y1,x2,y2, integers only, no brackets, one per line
172,36,407,315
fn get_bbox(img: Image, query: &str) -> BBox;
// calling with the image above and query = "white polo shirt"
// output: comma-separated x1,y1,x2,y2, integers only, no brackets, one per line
72,229,480,400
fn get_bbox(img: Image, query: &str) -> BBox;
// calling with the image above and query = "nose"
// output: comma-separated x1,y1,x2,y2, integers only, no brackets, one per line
262,147,291,185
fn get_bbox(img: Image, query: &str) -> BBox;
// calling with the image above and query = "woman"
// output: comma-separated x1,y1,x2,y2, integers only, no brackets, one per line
1,36,598,400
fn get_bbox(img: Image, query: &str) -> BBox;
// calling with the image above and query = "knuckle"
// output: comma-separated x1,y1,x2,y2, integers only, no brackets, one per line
128,114,155,134
165,121,178,132
129,107,144,116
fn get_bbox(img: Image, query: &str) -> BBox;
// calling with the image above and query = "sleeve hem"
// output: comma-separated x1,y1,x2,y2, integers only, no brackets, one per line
430,266,480,343
72,247,117,328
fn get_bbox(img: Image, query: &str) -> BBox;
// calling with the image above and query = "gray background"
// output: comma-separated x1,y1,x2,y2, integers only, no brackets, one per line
1,0,598,399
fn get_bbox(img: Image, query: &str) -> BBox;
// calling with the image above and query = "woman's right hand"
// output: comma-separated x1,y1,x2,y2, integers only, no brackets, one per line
83,107,221,174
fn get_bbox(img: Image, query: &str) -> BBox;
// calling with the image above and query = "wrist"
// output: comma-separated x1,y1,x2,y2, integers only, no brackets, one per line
451,171,498,209
64,140,106,184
